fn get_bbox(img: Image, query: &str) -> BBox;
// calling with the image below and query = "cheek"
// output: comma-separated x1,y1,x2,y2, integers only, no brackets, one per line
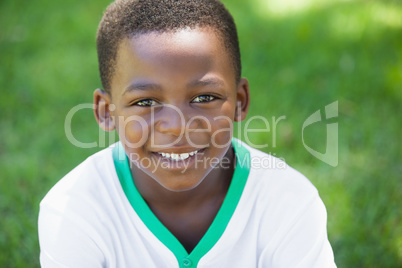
210,102,235,147
116,114,150,149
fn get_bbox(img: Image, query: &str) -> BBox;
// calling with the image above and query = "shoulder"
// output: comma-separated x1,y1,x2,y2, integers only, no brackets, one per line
41,145,115,201
231,140,335,266
38,144,122,266
233,139,324,232
234,139,318,202
39,144,121,223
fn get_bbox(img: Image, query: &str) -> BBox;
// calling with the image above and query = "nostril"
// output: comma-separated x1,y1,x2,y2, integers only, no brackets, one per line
156,121,186,136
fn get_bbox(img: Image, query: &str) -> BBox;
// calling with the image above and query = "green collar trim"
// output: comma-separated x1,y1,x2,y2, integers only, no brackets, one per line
113,139,250,268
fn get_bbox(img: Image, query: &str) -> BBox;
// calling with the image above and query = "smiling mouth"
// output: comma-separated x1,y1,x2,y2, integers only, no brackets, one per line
157,149,200,161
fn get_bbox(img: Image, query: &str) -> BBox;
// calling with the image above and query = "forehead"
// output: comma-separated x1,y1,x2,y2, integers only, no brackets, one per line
131,28,224,55
110,28,236,92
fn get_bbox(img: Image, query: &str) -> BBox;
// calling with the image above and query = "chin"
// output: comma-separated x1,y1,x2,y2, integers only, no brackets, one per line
161,183,201,192
151,172,207,192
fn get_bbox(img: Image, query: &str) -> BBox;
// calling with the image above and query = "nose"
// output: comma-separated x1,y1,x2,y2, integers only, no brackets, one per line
154,104,188,137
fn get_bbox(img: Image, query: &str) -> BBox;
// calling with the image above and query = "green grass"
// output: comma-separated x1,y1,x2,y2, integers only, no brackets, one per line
1,0,401,267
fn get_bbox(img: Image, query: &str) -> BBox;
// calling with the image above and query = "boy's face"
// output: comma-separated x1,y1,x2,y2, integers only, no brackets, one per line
94,27,249,191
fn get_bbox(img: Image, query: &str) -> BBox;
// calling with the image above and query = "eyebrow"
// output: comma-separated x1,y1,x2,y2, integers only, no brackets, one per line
189,78,226,88
123,77,226,95
123,81,162,95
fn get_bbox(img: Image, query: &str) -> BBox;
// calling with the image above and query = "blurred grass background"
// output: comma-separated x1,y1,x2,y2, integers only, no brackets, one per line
0,0,401,267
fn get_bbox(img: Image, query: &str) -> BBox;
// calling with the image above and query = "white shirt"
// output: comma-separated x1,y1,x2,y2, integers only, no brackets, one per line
39,139,336,267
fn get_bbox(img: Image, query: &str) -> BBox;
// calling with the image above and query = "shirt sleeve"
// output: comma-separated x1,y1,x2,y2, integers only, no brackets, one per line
38,204,106,268
258,195,337,268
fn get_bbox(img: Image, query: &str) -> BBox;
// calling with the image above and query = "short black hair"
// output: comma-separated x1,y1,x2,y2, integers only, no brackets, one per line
96,0,241,93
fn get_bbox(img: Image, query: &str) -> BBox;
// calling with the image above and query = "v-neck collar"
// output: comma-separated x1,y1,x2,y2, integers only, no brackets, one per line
113,138,250,268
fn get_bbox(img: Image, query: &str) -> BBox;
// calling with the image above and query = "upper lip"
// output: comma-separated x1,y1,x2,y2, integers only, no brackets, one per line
151,147,206,154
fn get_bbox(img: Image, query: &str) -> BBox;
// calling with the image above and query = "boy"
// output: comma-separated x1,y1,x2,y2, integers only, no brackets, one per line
38,0,336,267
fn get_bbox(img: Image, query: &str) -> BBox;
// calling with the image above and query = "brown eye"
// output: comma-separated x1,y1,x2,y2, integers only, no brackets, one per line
134,99,158,107
192,95,216,103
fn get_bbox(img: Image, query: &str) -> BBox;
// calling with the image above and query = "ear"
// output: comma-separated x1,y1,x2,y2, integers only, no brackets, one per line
93,89,115,131
234,78,250,122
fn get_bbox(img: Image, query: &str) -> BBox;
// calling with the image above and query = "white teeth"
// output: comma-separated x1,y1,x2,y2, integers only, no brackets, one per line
158,150,199,160
180,153,189,160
